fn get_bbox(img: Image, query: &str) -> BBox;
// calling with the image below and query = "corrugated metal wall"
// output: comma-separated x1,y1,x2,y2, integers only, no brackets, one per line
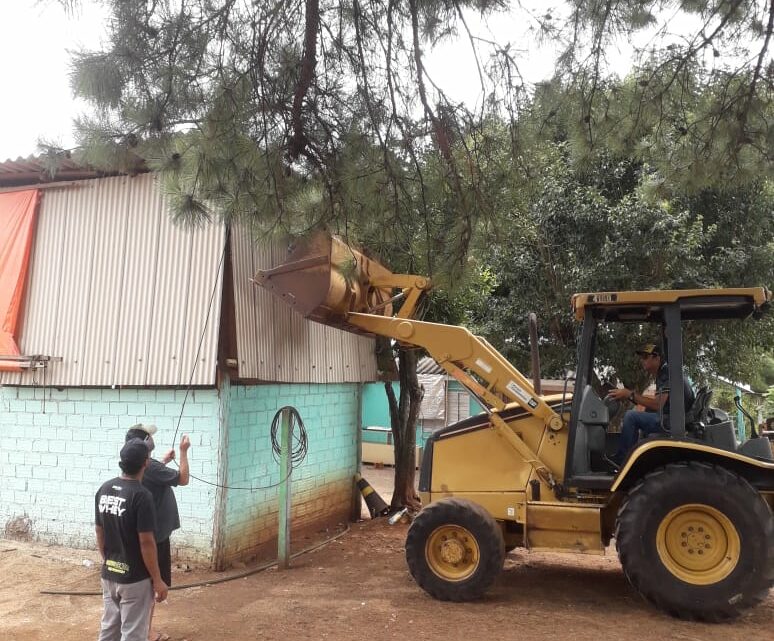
231,226,378,383
0,174,376,387
0,174,225,387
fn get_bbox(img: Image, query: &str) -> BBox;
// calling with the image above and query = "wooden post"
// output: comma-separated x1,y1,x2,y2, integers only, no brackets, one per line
278,408,292,569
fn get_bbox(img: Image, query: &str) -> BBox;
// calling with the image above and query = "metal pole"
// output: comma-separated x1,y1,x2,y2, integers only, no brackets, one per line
736,387,745,442
278,408,292,569
664,305,685,438
350,383,364,522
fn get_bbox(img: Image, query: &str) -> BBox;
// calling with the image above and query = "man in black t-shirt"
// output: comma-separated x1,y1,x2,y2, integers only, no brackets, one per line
95,438,168,641
607,343,696,466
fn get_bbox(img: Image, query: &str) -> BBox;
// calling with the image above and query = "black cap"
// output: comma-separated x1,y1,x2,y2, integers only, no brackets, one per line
120,438,150,469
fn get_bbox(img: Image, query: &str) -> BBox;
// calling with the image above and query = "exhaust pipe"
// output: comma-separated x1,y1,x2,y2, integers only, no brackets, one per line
528,312,541,395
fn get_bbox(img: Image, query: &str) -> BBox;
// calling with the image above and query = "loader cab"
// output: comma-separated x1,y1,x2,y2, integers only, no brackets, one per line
563,288,771,490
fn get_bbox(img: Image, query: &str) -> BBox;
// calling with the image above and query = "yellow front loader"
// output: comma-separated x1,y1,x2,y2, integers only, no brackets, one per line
255,232,774,622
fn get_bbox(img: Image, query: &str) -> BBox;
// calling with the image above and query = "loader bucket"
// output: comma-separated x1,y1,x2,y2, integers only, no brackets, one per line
253,232,394,332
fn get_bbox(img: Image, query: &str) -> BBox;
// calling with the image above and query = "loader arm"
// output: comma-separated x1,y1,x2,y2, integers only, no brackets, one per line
254,232,563,487
346,312,560,425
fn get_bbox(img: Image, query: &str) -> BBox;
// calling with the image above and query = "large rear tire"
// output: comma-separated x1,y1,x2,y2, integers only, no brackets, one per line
616,462,774,621
406,497,505,601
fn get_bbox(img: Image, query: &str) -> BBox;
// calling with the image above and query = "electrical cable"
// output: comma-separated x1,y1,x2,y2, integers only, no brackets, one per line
162,230,308,492
168,230,228,454
40,523,350,596
184,406,308,492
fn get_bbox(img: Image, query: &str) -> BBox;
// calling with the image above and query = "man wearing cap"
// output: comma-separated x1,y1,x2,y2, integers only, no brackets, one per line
606,343,696,466
95,438,168,641
124,424,190,641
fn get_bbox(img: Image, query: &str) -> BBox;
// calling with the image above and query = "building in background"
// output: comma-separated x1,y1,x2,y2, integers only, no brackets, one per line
0,158,376,569
360,357,475,466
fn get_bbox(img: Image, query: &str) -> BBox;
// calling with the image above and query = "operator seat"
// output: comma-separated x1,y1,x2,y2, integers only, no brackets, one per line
684,385,712,438
572,385,609,474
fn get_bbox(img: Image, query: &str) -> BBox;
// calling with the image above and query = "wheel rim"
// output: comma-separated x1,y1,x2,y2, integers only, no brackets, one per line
656,503,741,585
425,525,480,581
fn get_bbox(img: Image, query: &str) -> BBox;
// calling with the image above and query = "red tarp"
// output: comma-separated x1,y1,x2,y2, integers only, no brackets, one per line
0,190,40,371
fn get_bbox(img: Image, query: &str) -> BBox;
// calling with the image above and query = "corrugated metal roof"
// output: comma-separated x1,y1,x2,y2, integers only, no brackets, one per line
0,155,117,188
0,174,225,387
231,227,378,383
0,171,376,386
417,356,444,375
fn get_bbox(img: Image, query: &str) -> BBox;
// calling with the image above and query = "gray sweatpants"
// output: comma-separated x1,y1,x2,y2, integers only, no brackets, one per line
97,577,154,641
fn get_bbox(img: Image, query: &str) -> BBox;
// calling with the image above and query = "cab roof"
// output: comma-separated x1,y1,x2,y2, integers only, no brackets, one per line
572,287,771,322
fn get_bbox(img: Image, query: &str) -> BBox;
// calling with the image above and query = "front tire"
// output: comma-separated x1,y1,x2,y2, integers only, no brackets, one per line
406,497,505,601
616,462,774,621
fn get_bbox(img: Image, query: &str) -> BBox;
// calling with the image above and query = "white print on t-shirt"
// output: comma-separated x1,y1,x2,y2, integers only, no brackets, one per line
99,494,127,516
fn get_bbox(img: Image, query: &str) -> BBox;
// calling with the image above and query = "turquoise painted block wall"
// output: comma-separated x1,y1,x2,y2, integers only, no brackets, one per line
219,382,359,566
361,382,427,447
0,382,361,566
0,386,220,558
362,381,398,429
361,381,484,447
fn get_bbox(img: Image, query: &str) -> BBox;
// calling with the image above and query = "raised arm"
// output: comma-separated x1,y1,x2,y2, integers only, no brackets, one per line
177,435,191,486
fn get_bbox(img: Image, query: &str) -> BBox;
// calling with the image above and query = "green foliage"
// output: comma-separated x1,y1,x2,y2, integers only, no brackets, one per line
712,382,767,440
548,1,774,191
55,0,774,503
463,138,774,387
764,386,774,419
760,355,774,388
65,0,514,277
63,0,773,277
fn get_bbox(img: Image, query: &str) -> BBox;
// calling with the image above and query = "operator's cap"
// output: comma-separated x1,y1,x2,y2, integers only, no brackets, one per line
635,343,662,357
125,423,157,442
120,438,151,468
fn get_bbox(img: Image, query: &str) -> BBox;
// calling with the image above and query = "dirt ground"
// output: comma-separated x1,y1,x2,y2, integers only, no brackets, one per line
1,465,772,641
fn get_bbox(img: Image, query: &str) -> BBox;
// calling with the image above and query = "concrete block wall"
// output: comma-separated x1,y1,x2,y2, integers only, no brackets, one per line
0,386,220,561
219,382,359,567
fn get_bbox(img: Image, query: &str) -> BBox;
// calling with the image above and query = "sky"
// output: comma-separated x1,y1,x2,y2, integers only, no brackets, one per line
0,0,579,161
0,1,645,161
0,1,108,160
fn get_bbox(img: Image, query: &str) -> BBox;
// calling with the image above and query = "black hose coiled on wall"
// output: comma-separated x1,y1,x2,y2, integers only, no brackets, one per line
270,406,308,469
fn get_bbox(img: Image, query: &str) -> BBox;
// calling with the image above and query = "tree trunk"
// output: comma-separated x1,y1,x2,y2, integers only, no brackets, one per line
384,346,423,512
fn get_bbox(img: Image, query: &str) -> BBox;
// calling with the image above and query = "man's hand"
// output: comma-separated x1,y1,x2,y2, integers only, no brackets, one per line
606,388,632,402
153,578,169,603
161,449,175,464
177,434,191,485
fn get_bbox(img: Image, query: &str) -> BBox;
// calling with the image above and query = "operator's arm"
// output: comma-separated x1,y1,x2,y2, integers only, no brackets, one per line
139,531,168,602
607,387,668,411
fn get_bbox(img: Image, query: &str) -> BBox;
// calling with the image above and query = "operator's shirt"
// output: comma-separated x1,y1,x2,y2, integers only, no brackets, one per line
95,477,156,583
655,361,696,415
